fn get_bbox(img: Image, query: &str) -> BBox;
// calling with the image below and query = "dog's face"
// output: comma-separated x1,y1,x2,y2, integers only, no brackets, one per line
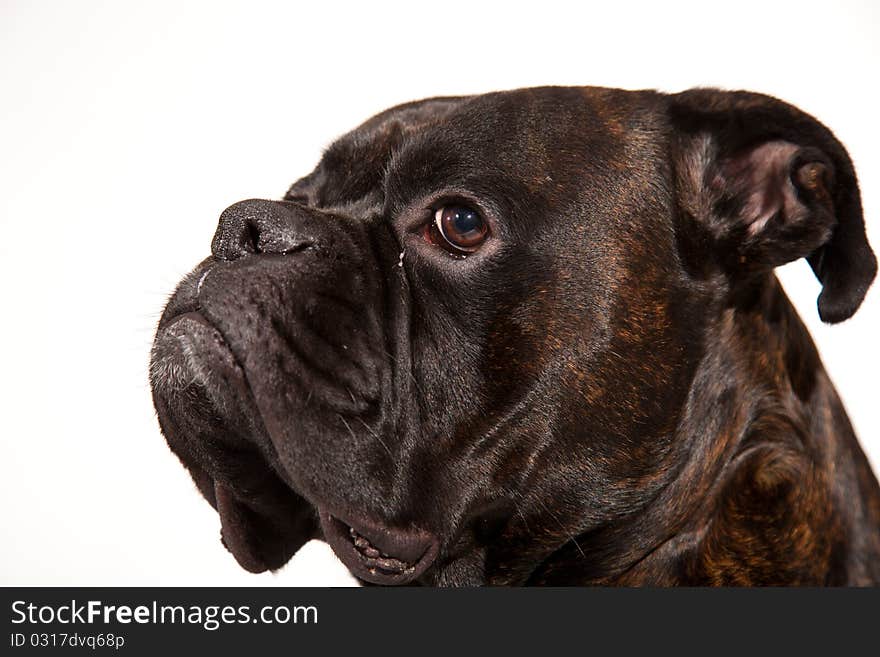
151,87,875,585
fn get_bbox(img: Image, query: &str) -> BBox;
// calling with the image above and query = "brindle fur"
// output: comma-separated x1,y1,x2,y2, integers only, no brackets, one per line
150,86,879,585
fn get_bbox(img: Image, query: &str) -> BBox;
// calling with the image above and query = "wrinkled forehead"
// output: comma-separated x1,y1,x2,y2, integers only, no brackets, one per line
286,86,663,210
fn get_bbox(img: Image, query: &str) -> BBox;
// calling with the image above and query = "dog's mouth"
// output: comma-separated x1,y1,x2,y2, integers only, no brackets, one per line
153,273,440,585
320,510,439,585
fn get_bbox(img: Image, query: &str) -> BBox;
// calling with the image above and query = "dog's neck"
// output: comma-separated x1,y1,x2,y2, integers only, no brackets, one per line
527,275,876,585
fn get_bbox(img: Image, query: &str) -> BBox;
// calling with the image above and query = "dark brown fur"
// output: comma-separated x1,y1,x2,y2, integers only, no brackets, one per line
150,86,879,585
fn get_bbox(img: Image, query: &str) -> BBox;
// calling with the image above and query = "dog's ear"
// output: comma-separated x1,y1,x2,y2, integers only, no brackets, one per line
668,88,876,323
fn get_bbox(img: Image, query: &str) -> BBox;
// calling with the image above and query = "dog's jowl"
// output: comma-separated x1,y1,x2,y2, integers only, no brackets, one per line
150,86,879,585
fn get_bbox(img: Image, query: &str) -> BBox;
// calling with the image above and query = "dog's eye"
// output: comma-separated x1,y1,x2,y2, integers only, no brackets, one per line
431,205,488,255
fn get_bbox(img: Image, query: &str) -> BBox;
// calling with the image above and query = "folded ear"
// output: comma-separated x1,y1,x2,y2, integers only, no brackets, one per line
669,88,876,323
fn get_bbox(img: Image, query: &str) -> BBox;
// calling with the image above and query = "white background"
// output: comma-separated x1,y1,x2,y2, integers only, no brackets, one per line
1,0,877,586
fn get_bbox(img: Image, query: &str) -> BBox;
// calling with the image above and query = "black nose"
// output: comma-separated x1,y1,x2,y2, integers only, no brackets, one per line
211,199,315,261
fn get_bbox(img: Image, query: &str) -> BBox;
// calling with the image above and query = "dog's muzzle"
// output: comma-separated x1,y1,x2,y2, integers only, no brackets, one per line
151,198,442,582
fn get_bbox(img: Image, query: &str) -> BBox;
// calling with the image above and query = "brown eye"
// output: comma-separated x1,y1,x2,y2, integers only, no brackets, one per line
433,205,488,254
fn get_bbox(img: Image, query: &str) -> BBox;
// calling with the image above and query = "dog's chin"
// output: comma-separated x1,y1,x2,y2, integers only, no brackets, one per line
319,509,440,586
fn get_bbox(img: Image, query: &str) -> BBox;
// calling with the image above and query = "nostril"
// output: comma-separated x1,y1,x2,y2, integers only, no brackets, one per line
246,220,261,254
212,200,266,262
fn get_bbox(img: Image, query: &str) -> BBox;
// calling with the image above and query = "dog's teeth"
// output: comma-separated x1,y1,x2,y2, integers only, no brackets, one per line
373,556,408,573
348,527,386,559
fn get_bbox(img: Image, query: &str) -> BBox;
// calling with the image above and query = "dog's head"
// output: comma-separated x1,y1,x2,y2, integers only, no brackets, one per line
150,87,875,585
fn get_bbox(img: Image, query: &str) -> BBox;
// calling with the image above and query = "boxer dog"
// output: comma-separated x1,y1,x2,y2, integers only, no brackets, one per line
150,86,880,585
